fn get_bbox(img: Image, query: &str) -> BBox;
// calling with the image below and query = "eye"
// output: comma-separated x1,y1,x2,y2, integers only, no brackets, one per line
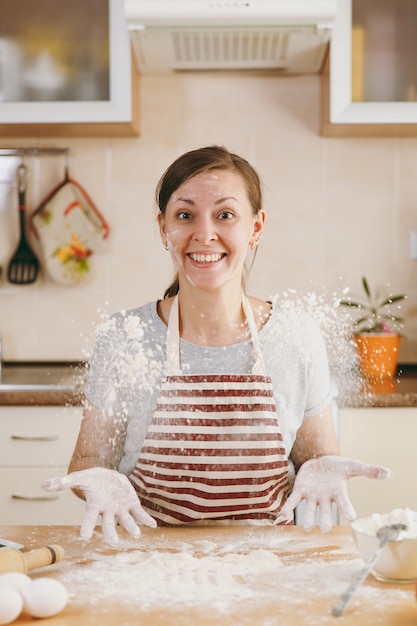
218,210,235,220
177,210,192,220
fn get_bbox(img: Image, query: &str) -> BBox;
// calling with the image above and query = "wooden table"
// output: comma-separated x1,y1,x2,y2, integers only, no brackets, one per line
1,525,416,625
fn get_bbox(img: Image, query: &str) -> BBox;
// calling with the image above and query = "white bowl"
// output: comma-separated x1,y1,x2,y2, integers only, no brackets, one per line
352,513,417,583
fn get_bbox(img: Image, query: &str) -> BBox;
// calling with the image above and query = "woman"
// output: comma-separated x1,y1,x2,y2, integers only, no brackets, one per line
43,146,391,545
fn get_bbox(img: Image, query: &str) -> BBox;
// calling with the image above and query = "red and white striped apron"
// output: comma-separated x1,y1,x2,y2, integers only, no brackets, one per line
129,296,292,526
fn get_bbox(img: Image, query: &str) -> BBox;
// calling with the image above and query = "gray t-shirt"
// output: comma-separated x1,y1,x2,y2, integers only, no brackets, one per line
85,297,333,475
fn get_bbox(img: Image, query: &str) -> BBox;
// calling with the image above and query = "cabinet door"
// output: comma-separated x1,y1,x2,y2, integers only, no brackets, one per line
321,0,417,136
339,407,417,521
0,466,85,525
0,406,84,524
0,407,82,466
0,0,138,137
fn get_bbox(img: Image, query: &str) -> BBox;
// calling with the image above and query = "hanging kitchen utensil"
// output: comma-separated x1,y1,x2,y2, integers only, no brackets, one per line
7,163,39,285
31,169,109,286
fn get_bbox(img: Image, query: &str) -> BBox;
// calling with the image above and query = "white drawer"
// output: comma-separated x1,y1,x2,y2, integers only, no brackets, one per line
0,467,85,525
0,407,82,466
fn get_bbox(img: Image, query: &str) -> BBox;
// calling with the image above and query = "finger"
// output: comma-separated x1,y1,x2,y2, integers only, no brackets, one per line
42,472,91,493
347,460,393,480
369,465,393,480
303,498,318,532
130,504,157,529
80,505,100,542
331,457,393,480
334,488,357,522
117,512,141,539
101,511,120,547
280,492,302,519
41,477,68,492
318,499,334,533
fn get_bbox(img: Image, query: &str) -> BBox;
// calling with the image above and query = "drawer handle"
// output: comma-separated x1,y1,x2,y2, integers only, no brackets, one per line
11,434,59,442
11,494,59,502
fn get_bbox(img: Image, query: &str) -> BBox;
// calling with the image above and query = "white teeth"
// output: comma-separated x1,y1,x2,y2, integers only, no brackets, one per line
190,253,223,263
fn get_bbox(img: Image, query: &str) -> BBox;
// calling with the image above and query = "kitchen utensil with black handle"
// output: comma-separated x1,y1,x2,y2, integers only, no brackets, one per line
7,163,39,285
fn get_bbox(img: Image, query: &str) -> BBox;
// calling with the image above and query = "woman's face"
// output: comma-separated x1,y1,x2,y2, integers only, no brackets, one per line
158,169,265,292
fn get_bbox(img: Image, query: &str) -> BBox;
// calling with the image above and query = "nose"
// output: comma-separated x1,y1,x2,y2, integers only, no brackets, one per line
192,216,218,244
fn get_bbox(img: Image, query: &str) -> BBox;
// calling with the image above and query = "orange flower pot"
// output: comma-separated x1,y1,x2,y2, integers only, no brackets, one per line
354,333,401,379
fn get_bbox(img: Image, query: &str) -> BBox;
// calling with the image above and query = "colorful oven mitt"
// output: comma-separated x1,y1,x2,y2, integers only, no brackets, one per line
31,176,109,285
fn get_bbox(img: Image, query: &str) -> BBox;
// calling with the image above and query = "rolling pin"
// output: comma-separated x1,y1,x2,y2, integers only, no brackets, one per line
0,545,65,574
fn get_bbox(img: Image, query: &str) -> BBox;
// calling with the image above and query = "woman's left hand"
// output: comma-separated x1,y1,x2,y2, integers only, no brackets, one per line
280,455,393,532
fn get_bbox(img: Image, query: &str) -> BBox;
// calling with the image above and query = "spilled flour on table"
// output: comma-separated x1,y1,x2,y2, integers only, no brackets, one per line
61,549,283,611
51,537,413,621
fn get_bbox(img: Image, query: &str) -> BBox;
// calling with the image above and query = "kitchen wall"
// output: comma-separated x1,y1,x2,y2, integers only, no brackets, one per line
1,72,417,363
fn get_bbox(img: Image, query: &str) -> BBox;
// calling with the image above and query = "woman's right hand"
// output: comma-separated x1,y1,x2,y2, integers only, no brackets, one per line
42,467,157,546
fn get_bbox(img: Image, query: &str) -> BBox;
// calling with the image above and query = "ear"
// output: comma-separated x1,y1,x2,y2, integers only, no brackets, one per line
252,209,266,239
157,212,167,246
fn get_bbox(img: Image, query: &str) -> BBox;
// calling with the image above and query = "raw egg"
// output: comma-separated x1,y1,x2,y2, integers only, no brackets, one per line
0,572,31,590
0,585,23,625
21,577,68,618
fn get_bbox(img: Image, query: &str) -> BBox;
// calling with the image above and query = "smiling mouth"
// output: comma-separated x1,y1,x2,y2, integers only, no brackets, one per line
188,253,225,263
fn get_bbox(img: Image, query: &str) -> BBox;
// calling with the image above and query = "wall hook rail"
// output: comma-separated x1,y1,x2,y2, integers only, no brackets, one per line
0,148,70,157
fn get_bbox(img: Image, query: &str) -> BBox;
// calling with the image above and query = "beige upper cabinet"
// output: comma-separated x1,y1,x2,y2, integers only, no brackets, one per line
321,0,417,136
0,0,139,137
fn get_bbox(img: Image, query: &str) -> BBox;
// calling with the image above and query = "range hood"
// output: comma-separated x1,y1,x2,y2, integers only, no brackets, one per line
124,0,337,75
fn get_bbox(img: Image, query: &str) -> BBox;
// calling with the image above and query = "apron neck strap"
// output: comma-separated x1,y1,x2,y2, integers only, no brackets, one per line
166,295,266,376
241,294,266,375
166,295,182,375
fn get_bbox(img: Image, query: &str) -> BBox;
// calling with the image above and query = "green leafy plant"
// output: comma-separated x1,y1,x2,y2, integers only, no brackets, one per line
340,276,406,335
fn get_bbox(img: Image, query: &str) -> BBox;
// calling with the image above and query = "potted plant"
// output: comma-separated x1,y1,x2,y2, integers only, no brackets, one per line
340,277,406,379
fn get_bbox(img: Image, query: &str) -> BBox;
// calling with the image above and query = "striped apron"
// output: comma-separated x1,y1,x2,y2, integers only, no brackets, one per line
129,295,292,526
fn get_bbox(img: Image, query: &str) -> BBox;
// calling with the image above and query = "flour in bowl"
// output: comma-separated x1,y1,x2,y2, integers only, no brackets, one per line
353,508,417,538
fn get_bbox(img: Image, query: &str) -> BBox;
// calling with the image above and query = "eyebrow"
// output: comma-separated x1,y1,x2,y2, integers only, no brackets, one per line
174,196,238,205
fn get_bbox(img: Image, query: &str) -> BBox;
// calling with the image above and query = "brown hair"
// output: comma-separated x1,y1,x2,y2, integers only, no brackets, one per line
156,145,263,298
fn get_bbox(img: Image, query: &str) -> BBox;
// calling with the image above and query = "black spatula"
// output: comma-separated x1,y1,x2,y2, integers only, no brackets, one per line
7,164,39,285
